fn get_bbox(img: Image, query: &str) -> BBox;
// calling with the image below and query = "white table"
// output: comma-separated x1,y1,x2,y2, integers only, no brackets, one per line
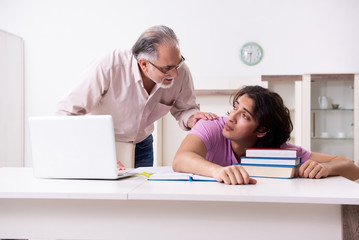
0,167,359,240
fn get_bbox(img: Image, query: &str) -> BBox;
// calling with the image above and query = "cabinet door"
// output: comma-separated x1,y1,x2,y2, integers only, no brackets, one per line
0,29,24,167
309,74,355,161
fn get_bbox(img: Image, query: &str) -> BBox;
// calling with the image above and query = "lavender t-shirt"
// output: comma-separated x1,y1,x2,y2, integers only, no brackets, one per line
189,117,311,166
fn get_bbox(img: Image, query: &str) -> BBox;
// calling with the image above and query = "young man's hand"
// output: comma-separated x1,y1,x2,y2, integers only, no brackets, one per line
213,165,257,185
297,160,329,179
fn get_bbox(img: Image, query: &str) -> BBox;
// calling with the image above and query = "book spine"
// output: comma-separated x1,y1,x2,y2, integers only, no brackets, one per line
247,175,294,179
245,154,297,158
241,157,299,160
245,148,297,158
239,163,301,168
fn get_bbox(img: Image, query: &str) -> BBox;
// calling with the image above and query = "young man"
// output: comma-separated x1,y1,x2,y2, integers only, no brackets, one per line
173,85,359,185
57,25,216,169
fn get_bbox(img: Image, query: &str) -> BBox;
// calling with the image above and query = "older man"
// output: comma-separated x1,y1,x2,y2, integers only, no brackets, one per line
57,25,217,168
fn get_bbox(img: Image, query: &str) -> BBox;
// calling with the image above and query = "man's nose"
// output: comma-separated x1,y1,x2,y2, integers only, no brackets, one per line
228,112,237,124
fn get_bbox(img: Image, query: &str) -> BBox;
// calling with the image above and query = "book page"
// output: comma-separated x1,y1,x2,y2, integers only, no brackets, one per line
192,175,217,181
148,172,193,181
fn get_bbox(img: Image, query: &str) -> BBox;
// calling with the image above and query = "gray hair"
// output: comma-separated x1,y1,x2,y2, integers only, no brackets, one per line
132,25,179,61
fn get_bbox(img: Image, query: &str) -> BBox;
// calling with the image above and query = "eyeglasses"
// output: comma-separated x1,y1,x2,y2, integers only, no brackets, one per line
147,55,185,74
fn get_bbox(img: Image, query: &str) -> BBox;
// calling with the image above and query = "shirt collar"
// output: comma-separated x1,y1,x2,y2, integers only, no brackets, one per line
131,55,142,83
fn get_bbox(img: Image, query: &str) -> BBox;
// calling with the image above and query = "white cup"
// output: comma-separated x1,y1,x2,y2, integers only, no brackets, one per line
321,132,329,138
337,132,345,138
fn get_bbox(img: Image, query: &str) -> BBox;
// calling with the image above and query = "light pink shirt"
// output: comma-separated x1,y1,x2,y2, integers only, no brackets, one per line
57,49,199,143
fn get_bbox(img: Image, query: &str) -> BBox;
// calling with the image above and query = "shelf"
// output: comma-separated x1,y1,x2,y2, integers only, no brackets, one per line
261,75,302,82
195,89,235,96
311,74,354,82
311,137,353,140
311,108,354,111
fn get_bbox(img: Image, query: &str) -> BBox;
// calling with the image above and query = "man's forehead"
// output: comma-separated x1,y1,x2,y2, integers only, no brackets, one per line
236,94,253,106
157,45,180,58
236,95,255,117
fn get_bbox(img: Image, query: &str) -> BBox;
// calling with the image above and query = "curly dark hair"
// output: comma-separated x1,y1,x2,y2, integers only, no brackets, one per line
231,85,293,148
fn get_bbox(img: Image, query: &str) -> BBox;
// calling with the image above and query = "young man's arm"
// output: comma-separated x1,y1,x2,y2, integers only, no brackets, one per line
298,152,359,181
173,134,257,185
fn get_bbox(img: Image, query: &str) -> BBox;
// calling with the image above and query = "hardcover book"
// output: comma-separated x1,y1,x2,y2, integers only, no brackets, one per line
240,164,300,179
245,148,297,158
240,157,301,166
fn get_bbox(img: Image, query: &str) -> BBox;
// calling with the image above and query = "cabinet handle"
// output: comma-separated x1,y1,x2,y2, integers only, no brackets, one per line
313,112,316,137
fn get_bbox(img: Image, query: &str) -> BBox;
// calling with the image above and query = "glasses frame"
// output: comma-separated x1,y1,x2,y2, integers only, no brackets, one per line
147,55,185,74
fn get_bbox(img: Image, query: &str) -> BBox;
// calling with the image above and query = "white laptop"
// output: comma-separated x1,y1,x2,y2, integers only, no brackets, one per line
28,115,136,180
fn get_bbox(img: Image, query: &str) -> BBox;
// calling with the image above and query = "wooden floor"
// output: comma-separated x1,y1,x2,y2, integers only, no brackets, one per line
342,205,359,240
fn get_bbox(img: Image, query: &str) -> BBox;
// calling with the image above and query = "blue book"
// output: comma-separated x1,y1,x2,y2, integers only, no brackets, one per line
240,157,301,166
147,172,217,182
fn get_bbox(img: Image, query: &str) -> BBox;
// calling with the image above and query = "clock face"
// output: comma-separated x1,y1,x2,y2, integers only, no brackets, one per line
240,42,263,65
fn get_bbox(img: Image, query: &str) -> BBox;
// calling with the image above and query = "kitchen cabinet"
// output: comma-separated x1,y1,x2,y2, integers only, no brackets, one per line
302,74,358,164
262,74,358,164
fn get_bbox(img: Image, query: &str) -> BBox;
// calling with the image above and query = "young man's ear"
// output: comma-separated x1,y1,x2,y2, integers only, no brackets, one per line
256,127,269,138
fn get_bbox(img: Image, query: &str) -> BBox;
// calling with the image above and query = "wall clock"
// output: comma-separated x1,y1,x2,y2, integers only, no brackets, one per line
240,42,263,65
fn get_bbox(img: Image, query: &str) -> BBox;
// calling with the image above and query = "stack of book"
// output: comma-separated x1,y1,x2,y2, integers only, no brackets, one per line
239,148,301,179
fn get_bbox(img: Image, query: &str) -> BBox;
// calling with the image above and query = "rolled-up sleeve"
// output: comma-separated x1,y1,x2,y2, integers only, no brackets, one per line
57,59,111,116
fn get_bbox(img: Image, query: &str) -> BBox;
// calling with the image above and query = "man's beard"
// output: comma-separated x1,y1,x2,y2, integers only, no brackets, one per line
157,76,175,89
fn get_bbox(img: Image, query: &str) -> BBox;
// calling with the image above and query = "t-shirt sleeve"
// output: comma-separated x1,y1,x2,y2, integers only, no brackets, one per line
281,142,312,163
189,119,223,152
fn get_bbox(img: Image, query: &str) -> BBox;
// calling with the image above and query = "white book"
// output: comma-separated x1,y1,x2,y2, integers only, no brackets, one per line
245,148,297,158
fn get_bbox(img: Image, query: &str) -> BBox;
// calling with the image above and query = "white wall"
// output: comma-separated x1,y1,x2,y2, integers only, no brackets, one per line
0,29,24,167
0,0,358,166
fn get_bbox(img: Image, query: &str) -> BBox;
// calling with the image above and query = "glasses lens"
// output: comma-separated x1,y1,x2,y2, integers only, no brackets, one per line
149,56,185,74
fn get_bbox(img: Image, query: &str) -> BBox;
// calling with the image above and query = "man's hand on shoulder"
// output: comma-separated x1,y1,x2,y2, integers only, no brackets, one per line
187,112,218,129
